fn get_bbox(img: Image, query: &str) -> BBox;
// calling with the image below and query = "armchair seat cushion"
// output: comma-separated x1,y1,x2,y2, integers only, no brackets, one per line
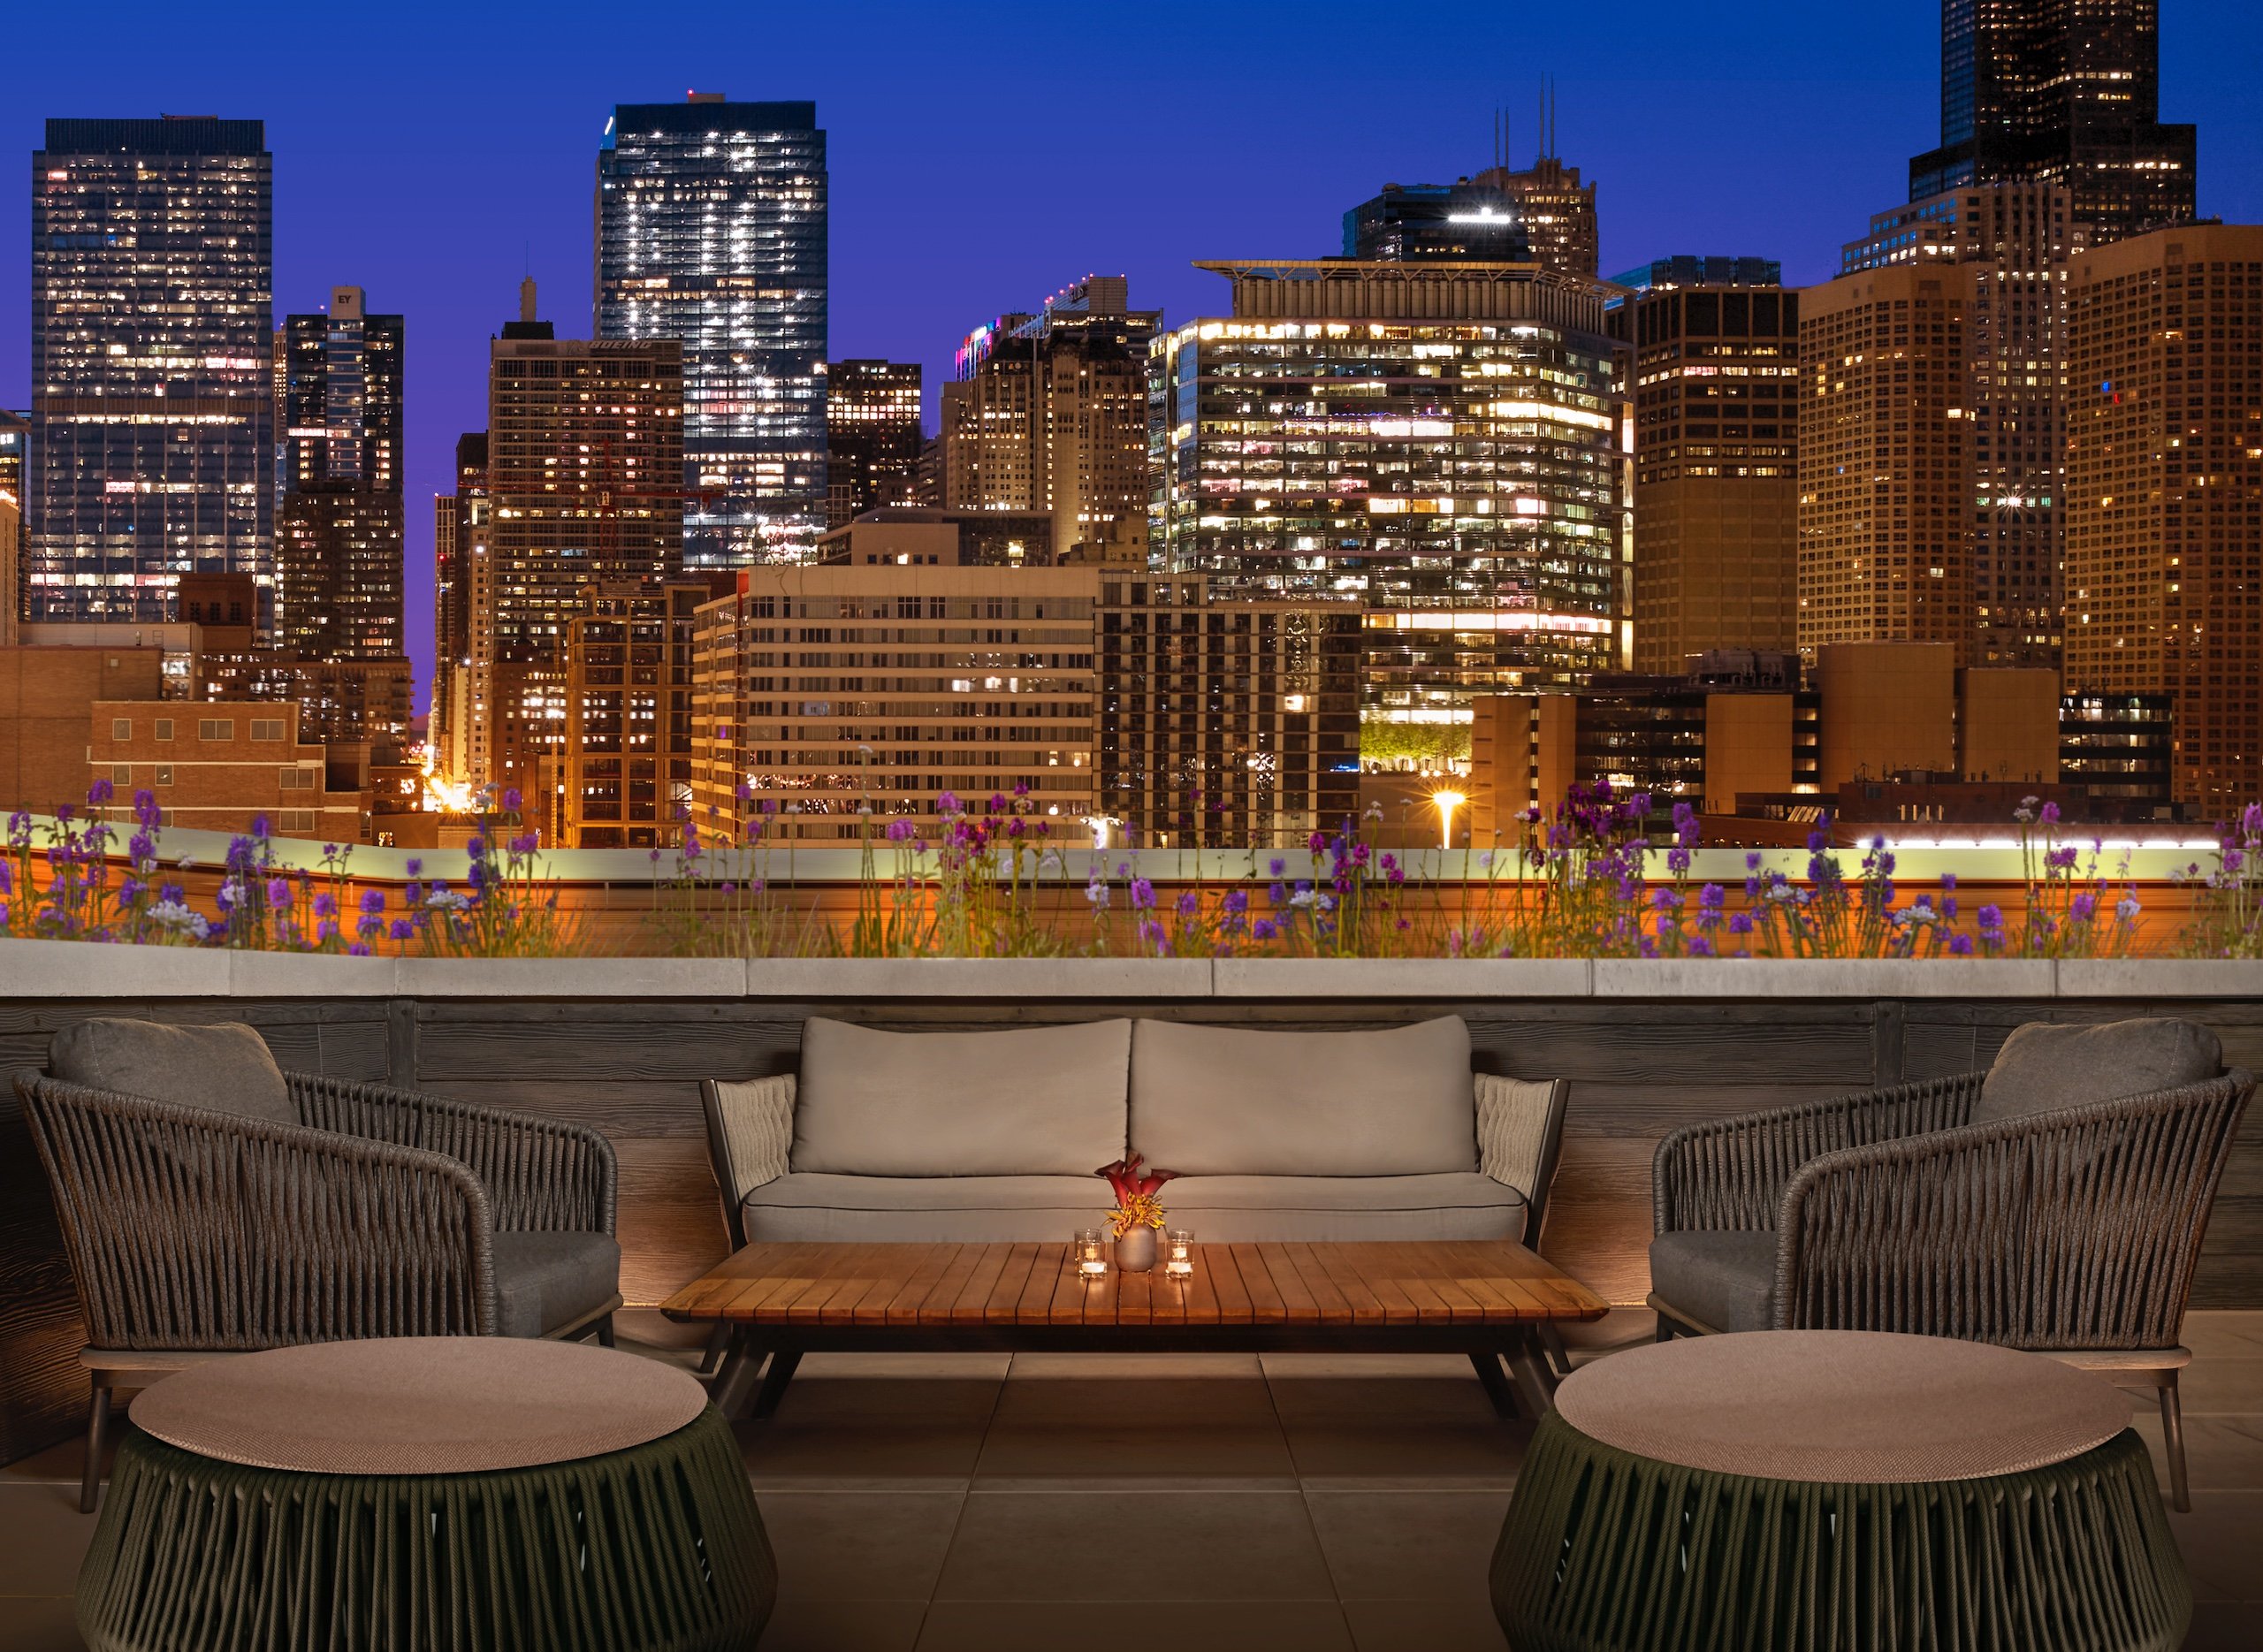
491,1231,621,1339
49,1019,295,1127
1649,1229,1779,1334
1976,1017,2222,1123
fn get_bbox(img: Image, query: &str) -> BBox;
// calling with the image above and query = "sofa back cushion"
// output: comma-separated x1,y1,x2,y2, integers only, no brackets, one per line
791,1017,1132,1177
50,1018,296,1127
1975,1017,2223,1124
1129,1016,1476,1176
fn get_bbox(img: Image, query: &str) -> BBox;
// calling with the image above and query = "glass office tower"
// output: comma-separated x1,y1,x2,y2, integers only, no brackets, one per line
596,95,827,568
30,117,273,627
1153,262,1629,728
1910,0,2194,243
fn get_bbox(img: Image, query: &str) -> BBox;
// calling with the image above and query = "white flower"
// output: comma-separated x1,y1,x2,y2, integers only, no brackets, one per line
148,900,210,940
423,889,472,912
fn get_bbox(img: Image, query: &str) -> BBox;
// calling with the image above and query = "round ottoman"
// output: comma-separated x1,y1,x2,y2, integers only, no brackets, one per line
1492,1331,2189,1652
76,1337,774,1652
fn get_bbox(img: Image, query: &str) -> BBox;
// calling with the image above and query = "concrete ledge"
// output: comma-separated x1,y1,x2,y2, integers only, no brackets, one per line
0,938,229,997
230,950,401,997
1593,957,2059,999
392,956,748,998
744,956,1215,998
2058,959,2263,999
1213,957,1592,998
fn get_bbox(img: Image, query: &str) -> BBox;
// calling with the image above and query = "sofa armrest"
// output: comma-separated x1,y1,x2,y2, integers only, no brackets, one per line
1476,1075,1569,1246
701,1075,796,1249
290,1071,615,1236
1653,1073,1983,1237
1775,1071,2253,1347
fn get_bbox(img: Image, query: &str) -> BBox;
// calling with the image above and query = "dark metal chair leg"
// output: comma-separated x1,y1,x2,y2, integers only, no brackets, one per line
1539,1322,1574,1378
711,1330,763,1420
1469,1351,1520,1419
81,1385,109,1515
751,1349,803,1420
594,1315,616,1349
1506,1334,1558,1418
697,1324,730,1376
2161,1374,2190,1513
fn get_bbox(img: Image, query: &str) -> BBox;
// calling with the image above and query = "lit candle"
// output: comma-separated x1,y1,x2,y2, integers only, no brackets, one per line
1165,1229,1194,1278
1076,1229,1108,1277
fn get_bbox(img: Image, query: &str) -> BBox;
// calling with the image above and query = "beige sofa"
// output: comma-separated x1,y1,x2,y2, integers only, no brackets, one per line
700,1016,1567,1250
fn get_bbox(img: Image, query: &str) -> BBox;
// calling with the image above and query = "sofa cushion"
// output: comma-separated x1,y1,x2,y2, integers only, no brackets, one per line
744,1173,1111,1243
491,1230,621,1339
1129,1016,1476,1176
1648,1230,1779,1334
50,1018,295,1127
1162,1173,1524,1243
791,1017,1131,1177
1975,1018,2222,1124
742,1170,1525,1245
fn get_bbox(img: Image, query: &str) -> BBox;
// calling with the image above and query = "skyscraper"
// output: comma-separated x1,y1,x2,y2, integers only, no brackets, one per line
1797,267,1972,663
1909,0,2195,245
1343,180,1528,263
1609,261,1799,674
595,95,827,567
277,286,405,660
29,118,273,628
1154,261,1628,734
1470,91,1598,278
943,278,1155,559
2064,223,2263,809
432,432,487,788
484,284,683,802
0,409,24,641
826,360,922,527
1843,183,2084,669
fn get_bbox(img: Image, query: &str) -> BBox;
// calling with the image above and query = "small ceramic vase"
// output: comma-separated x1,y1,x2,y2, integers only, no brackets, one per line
1114,1223,1157,1272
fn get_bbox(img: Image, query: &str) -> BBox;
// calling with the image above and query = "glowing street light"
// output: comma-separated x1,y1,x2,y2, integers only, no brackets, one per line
1431,790,1467,850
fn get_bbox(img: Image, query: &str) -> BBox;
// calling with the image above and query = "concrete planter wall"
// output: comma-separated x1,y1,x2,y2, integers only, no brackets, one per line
4,943,2258,1466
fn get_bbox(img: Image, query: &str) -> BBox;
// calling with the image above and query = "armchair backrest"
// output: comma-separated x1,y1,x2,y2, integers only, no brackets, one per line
1779,1070,2254,1350
15,1070,497,1352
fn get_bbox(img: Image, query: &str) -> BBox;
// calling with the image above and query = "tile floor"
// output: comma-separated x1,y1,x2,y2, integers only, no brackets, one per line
4,1310,2259,1650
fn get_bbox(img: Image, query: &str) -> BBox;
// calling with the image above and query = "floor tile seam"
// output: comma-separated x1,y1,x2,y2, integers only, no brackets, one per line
918,1351,1020,1616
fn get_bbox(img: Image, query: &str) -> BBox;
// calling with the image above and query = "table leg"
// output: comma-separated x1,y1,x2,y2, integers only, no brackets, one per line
710,1328,764,1420
751,1349,803,1420
1506,1332,1558,1418
1469,1350,1520,1420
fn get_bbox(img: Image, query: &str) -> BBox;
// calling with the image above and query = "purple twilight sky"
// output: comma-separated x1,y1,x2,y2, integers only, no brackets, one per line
5,0,2259,705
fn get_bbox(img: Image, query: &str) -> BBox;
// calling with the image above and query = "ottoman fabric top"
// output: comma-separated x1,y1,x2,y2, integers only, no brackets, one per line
1556,1331,2130,1483
132,1337,707,1474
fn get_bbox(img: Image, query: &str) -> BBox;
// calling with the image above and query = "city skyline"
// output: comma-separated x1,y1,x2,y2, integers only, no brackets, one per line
4,1,2261,702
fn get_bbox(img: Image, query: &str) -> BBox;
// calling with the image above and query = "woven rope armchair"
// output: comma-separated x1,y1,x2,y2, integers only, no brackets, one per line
1649,1063,2252,1511
17,1064,621,1512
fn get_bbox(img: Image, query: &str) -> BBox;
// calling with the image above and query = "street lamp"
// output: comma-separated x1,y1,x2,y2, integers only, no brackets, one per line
1430,790,1467,851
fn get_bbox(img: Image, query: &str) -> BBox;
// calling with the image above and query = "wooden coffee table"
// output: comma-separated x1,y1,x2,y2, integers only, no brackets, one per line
661,1239,1608,1422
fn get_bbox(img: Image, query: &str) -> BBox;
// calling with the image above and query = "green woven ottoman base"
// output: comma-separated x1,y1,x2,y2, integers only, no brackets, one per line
77,1405,774,1652
1492,1412,2190,1652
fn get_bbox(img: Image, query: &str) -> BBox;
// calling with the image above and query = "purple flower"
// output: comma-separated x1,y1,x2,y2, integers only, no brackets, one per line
2039,801,2061,826
1688,935,1715,957
347,942,372,957
405,857,423,877
312,892,338,919
502,788,523,813
1726,911,1755,936
886,818,916,842
938,790,962,815
1223,888,1248,916
265,878,290,906
1129,878,1155,910
1977,903,2004,929
360,888,385,914
389,918,415,941
1252,918,1276,940
87,778,114,806
1948,933,1974,955
1268,857,1285,878
1177,891,1199,917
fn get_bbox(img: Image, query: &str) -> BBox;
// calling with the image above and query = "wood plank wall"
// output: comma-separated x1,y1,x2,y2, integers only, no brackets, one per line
4,992,2259,1465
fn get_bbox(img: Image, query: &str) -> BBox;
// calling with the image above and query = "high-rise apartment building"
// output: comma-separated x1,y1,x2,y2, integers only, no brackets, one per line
2064,223,2263,808
277,286,405,662
1343,180,1528,263
1609,261,1799,673
483,285,683,800
1153,260,1628,735
826,360,922,528
0,410,22,645
1843,183,2083,669
431,432,487,788
551,581,716,847
688,565,1099,841
943,278,1154,559
595,95,827,567
29,118,273,628
1797,267,1972,663
1909,0,2195,246
1098,573,1362,848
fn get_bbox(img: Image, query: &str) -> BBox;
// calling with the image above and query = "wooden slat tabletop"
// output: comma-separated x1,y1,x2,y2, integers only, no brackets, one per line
662,1240,1609,1328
